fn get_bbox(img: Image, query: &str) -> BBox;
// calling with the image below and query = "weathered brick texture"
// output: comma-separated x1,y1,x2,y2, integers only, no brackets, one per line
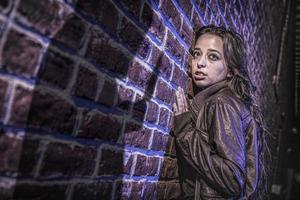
0,0,287,199
72,182,113,200
40,142,96,177
1,29,42,78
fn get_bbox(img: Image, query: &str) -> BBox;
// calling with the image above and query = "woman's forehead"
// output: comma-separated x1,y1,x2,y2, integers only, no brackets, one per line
194,33,224,51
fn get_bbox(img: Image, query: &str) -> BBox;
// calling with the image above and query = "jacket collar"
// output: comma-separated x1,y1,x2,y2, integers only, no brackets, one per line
189,80,228,122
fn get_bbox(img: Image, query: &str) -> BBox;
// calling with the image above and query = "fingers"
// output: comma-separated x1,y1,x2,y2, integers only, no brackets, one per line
176,90,183,113
173,87,188,115
173,103,179,116
179,87,188,112
178,87,188,112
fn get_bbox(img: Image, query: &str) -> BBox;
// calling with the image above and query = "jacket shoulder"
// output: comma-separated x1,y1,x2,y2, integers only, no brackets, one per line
206,87,250,118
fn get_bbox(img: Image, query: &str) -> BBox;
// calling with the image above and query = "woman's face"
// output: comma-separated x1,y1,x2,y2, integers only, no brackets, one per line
191,33,228,89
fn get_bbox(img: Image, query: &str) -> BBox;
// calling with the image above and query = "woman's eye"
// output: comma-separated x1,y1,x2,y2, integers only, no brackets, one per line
192,51,201,58
208,54,219,61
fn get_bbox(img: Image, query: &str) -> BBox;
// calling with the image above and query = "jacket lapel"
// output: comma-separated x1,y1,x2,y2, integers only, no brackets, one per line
189,80,228,123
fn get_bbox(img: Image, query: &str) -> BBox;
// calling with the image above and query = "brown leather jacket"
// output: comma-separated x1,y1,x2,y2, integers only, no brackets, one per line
172,80,259,200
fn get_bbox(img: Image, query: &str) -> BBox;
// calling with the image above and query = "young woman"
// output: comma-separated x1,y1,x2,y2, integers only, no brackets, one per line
172,25,270,199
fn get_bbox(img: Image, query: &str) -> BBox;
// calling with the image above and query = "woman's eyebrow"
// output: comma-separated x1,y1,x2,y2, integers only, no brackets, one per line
207,49,222,55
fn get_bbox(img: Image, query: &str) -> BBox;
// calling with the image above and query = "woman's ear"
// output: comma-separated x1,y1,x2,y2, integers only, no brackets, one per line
226,70,233,79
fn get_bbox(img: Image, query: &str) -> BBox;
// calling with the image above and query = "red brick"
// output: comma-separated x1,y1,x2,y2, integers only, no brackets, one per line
39,49,74,89
14,183,68,199
75,0,119,33
54,14,89,50
209,0,219,15
18,135,40,176
165,31,185,64
160,0,181,31
158,107,170,128
97,0,119,33
239,11,246,25
120,0,142,19
116,85,134,111
217,0,226,15
122,126,151,149
78,110,122,142
165,182,181,199
149,46,161,66
205,6,213,24
159,157,178,179
9,85,32,126
234,0,242,15
152,0,160,7
2,29,42,78
172,64,188,89
124,120,142,133
0,19,7,39
40,142,96,177
72,182,113,200
114,180,144,199
197,0,207,11
132,94,147,120
27,89,77,133
114,180,131,199
143,182,157,199
134,155,159,176
0,79,8,120
129,181,144,199
85,29,131,76
0,133,22,174
73,66,98,100
224,3,234,28
155,79,174,104
145,101,159,123
157,181,167,199
149,47,172,80
192,11,204,29
156,181,181,199
119,18,151,59
128,62,153,89
178,0,193,19
151,131,169,151
97,79,117,107
98,148,127,175
215,14,226,27
124,152,134,174
16,0,72,36
181,20,193,46
141,3,165,41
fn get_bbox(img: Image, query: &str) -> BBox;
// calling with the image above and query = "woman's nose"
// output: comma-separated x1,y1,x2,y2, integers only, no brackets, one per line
197,56,206,68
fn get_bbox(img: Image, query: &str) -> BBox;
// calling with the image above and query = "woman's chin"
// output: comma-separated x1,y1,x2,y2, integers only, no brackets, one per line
193,79,209,88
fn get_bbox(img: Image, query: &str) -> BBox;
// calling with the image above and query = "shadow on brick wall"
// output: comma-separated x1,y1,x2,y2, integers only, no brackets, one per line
0,0,179,199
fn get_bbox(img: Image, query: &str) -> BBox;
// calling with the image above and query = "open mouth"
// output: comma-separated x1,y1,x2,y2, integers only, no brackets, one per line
194,71,207,80
195,71,207,76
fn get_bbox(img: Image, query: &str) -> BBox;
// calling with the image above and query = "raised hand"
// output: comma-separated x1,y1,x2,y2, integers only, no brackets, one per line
173,87,188,116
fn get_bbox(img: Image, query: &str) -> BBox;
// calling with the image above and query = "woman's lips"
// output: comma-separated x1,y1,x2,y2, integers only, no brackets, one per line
194,71,207,80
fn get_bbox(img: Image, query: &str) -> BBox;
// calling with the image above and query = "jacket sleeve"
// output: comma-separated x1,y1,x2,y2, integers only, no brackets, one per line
174,101,246,197
244,118,259,198
170,111,192,137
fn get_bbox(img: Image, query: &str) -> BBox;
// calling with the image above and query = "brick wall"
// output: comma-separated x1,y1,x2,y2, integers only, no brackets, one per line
0,0,286,199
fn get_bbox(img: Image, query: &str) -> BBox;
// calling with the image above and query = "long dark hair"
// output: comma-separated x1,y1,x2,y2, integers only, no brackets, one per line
189,25,271,199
